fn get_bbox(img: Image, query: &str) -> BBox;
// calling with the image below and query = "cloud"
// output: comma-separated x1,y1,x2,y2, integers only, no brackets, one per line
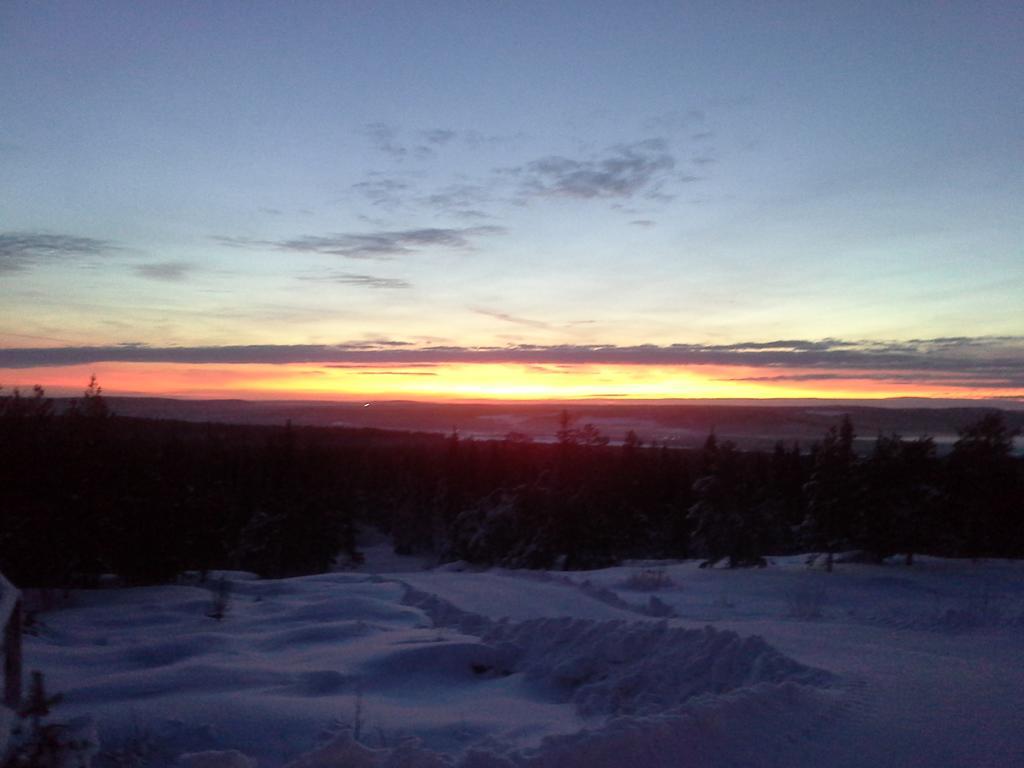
0,232,116,273
134,262,193,282
355,130,684,218
214,226,504,260
421,129,457,145
4,337,1023,394
630,219,656,227
471,307,550,329
508,139,676,200
299,271,411,289
723,371,1024,389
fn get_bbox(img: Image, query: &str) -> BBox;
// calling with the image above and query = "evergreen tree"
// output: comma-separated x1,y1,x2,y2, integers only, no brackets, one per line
769,440,806,537
946,413,1021,556
688,434,767,567
859,434,938,563
801,416,858,571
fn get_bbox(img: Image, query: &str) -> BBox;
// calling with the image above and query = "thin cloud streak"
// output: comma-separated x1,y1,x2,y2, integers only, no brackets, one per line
1,232,117,273
471,307,551,329
298,272,411,289
725,372,1024,389
133,262,193,282
214,226,504,260
3,338,1023,392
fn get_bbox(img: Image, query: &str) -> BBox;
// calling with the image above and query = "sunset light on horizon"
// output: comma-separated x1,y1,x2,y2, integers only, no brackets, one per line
3,356,1022,404
2,2,1021,406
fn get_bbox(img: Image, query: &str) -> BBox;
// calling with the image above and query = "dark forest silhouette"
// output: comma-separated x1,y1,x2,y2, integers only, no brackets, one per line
1,384,1021,587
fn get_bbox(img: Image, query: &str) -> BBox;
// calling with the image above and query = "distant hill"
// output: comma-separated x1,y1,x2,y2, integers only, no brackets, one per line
58,396,1024,454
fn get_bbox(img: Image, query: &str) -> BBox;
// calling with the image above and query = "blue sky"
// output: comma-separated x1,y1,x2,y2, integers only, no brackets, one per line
1,2,1022,399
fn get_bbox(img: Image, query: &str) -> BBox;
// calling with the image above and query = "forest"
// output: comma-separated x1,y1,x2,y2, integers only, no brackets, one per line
1,382,1021,587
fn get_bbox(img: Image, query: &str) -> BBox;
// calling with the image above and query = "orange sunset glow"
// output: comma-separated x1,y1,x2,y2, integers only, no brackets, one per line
2,2,1022,411
2,361,1019,403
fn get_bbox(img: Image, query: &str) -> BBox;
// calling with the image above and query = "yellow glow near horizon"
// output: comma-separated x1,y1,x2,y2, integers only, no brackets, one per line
248,363,779,400
1,361,1020,402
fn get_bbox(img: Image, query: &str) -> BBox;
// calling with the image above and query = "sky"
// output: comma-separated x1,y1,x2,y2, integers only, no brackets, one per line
1,1,1022,402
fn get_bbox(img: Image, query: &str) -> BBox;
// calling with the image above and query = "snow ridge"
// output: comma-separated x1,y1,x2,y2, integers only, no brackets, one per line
480,617,834,717
402,583,833,716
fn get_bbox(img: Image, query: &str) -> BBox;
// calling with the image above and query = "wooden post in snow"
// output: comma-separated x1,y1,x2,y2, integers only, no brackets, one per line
0,573,22,709
3,600,21,709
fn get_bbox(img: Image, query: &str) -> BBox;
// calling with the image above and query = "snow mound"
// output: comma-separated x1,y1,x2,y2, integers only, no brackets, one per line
483,617,834,717
491,569,679,618
30,573,840,768
25,560,1024,767
404,585,834,717
403,586,496,636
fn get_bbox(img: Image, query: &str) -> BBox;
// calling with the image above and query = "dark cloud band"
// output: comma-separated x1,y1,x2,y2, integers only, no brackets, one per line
2,337,1022,391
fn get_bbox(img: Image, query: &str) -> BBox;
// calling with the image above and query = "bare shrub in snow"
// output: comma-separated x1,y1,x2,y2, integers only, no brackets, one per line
5,671,99,768
205,577,231,621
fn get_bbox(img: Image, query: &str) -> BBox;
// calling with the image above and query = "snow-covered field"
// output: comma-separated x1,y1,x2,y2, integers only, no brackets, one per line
23,546,1024,767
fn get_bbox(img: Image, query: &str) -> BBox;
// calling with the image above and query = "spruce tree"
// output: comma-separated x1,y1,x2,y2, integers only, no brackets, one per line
801,416,858,571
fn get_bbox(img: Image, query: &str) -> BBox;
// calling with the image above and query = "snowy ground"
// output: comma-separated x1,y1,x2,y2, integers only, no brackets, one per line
22,546,1024,767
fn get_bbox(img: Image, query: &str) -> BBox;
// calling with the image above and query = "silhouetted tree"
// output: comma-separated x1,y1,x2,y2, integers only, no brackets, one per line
859,434,938,564
801,416,857,571
688,434,767,567
945,413,1021,556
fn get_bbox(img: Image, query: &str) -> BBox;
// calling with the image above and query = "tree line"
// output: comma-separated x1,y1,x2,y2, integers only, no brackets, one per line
1,382,1021,587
